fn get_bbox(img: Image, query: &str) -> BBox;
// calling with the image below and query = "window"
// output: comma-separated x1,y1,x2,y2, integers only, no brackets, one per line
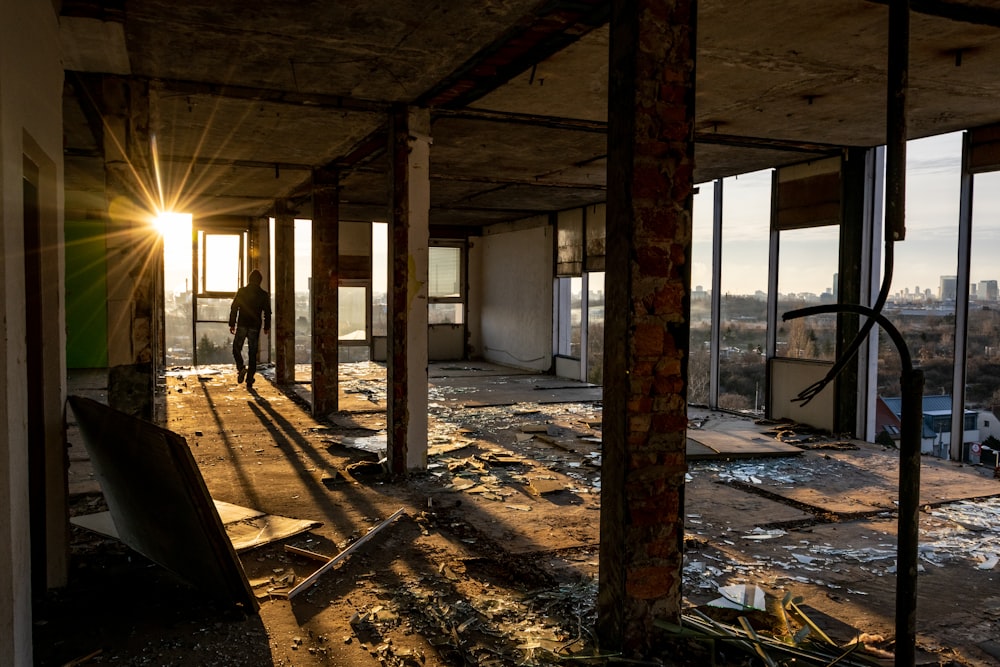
556,276,583,358
428,244,464,324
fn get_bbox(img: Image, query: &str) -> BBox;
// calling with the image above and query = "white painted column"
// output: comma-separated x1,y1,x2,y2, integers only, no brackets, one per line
387,106,430,472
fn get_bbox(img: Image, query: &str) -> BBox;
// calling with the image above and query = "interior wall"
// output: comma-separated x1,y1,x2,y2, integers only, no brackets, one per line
0,0,65,664
466,236,483,358
480,218,553,372
64,215,109,368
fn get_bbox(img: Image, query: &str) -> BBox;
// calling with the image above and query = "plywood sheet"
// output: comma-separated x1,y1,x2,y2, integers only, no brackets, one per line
72,500,321,554
687,428,803,459
68,395,258,611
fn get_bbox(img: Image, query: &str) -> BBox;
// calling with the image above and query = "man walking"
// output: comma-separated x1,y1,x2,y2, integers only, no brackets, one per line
229,269,271,389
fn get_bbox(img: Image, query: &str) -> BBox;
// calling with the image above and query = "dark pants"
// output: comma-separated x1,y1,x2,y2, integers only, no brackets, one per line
232,326,261,382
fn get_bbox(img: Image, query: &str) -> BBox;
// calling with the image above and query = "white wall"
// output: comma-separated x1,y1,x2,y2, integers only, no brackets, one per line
0,1,65,664
979,411,1000,442
769,358,835,432
480,218,553,372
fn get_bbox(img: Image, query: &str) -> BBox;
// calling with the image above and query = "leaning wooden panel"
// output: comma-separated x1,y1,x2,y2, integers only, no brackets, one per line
67,395,259,611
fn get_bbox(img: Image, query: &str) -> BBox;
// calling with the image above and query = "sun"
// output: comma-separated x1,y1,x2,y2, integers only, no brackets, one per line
152,211,192,245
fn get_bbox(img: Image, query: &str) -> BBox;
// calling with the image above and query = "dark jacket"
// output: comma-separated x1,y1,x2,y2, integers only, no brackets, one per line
229,284,271,331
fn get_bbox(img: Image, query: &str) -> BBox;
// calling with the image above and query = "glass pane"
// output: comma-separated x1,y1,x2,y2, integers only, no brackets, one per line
373,223,388,337
719,170,770,413
195,297,231,323
203,233,241,293
688,181,714,405
557,276,583,358
967,170,1000,410
883,133,961,400
775,226,839,360
295,219,312,362
429,246,461,298
339,286,367,340
586,272,604,384
429,303,464,324
196,322,234,365
161,213,193,367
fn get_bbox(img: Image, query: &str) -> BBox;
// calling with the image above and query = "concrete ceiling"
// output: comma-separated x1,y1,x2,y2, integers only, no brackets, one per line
59,0,1000,230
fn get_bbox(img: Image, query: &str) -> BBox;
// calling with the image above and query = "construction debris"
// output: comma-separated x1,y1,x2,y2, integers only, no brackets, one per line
279,508,406,599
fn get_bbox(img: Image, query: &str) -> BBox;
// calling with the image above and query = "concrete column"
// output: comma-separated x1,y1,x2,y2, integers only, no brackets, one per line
598,0,696,657
836,148,869,435
387,105,430,473
311,170,339,416
103,76,156,420
274,201,296,384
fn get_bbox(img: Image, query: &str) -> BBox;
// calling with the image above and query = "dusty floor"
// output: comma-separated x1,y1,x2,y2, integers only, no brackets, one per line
34,362,1000,666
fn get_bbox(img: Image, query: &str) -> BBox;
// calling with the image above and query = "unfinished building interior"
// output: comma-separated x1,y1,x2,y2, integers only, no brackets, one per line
8,0,1000,665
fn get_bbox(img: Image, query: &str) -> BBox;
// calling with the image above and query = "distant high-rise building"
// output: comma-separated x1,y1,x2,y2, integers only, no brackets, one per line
980,280,999,301
940,275,957,301
832,272,838,300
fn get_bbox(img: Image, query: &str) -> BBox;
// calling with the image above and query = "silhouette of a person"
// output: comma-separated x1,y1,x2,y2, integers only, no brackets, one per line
229,269,271,388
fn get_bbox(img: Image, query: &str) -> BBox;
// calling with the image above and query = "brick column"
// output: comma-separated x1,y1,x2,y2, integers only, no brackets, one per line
598,0,696,657
311,170,339,416
274,200,296,384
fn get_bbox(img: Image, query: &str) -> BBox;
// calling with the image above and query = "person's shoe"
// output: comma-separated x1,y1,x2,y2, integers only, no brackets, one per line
246,377,255,389
237,368,246,384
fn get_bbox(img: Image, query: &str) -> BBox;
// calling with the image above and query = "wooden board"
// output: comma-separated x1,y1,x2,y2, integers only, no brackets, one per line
68,395,258,611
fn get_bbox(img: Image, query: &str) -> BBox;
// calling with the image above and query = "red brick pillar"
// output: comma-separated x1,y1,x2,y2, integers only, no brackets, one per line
311,169,339,416
273,200,296,385
598,0,696,657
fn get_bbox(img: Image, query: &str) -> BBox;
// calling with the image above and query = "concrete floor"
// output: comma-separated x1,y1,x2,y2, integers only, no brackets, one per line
51,362,1000,666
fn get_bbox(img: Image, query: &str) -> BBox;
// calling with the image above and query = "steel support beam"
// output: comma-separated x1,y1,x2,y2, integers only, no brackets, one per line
951,132,974,461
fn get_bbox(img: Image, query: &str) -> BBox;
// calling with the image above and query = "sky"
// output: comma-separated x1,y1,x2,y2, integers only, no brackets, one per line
691,131,1000,298
162,130,1000,301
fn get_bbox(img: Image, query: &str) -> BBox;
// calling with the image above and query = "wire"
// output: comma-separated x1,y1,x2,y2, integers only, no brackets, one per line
788,235,895,407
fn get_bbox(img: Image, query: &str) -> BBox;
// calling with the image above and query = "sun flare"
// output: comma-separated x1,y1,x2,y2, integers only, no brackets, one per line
152,211,193,244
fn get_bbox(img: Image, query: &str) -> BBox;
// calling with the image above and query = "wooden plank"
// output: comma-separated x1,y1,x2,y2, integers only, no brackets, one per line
280,508,406,599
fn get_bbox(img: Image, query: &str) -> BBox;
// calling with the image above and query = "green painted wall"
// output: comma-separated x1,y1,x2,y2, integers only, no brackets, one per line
65,219,108,368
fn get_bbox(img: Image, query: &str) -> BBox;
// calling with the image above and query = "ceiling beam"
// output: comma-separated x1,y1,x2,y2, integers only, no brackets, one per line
418,0,610,109
432,107,607,133
868,0,1000,27
152,77,388,113
695,132,847,154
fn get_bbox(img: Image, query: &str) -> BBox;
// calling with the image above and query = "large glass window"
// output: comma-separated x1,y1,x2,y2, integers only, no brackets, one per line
586,272,605,384
428,244,464,324
372,223,388,336
967,170,1000,410
688,181,715,404
719,171,771,412
295,219,312,363
882,133,961,399
339,286,368,340
775,226,839,361
556,276,583,359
